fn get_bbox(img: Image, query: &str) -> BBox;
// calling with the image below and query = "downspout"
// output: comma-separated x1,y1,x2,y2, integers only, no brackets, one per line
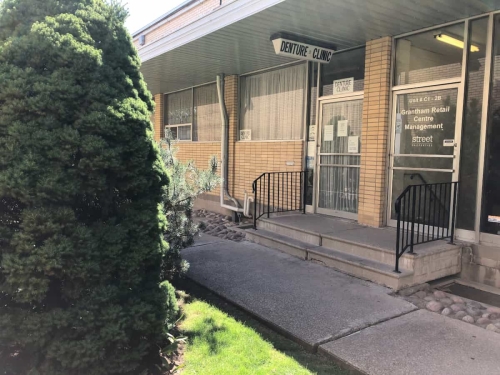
216,73,244,213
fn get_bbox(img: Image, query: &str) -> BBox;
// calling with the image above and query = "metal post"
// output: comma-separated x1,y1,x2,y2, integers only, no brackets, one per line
395,198,401,273
409,186,416,254
267,174,270,218
302,171,307,214
253,181,257,230
449,182,458,244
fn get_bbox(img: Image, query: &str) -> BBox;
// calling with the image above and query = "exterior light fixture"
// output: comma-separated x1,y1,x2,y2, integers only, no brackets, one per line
434,33,479,52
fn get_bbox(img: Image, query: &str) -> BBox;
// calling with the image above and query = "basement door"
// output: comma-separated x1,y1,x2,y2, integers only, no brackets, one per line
316,95,363,219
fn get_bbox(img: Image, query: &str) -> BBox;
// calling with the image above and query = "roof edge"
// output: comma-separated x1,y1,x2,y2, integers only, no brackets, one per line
131,0,199,37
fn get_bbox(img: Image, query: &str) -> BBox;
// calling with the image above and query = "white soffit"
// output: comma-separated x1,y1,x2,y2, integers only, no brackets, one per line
139,0,498,95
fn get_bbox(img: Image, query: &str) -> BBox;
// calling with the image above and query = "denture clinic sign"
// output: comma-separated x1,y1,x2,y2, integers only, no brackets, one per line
272,38,335,63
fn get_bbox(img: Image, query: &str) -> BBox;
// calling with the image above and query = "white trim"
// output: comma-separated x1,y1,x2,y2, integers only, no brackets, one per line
138,0,285,62
475,14,494,241
163,81,216,96
240,61,304,77
236,139,304,143
392,78,461,92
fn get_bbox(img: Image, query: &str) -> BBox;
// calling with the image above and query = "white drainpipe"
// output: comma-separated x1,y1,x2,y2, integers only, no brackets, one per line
216,73,244,214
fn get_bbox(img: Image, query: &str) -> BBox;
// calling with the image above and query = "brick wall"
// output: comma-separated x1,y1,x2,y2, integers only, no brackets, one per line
358,37,392,227
232,141,304,201
133,0,233,49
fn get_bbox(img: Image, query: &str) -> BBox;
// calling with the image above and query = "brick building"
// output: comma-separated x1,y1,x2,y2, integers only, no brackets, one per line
134,0,500,290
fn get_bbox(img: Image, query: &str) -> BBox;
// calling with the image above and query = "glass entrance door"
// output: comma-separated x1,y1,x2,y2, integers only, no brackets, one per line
316,97,363,219
388,84,462,224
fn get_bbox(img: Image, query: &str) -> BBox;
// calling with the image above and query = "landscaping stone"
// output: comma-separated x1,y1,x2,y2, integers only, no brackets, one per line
476,317,491,325
440,298,453,307
441,308,451,316
486,324,498,332
467,301,483,309
486,306,500,314
426,301,443,312
433,290,447,299
455,311,467,319
466,307,482,317
424,296,435,302
462,315,475,323
450,303,466,312
414,291,427,299
450,295,465,304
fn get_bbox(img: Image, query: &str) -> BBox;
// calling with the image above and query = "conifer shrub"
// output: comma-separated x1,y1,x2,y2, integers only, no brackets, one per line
0,1,170,373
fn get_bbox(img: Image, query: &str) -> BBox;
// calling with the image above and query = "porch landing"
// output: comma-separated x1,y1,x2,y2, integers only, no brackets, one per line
246,214,462,290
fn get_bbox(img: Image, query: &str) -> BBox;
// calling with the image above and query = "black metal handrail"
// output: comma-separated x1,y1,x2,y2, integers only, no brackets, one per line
252,171,309,229
394,181,459,273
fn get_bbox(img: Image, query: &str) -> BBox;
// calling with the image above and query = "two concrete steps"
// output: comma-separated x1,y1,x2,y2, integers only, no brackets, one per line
246,216,462,290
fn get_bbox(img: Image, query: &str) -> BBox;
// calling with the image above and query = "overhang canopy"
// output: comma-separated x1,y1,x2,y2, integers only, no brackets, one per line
139,0,500,95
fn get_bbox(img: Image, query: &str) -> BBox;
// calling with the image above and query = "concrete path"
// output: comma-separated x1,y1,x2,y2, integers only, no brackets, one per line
184,234,500,374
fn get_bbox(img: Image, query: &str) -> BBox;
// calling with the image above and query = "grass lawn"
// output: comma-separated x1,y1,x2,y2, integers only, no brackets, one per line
175,279,349,375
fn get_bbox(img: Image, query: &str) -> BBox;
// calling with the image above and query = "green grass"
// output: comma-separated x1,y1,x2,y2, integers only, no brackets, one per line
175,279,349,375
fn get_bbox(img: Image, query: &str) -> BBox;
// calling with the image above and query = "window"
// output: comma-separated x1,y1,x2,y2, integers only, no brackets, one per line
395,23,465,86
320,47,365,96
164,89,192,141
193,84,221,141
163,83,220,141
239,63,307,141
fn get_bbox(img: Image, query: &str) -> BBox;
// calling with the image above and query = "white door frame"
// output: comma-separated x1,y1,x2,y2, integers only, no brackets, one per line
386,82,464,227
315,92,364,219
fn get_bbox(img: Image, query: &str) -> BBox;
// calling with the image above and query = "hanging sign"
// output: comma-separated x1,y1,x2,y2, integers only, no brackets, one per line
337,120,348,137
272,38,335,63
348,136,359,153
333,78,354,94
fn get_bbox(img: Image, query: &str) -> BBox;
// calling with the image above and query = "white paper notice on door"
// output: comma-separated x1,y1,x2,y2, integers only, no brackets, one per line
337,120,348,137
324,125,334,141
348,136,359,153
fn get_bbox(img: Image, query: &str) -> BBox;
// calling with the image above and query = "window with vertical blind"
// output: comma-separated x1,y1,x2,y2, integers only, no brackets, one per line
163,83,220,142
239,63,307,141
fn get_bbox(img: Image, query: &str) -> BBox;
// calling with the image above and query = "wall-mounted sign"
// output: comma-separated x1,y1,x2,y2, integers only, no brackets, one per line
308,125,316,141
348,136,359,153
240,129,251,141
324,125,334,141
337,120,348,137
333,78,354,94
272,38,335,63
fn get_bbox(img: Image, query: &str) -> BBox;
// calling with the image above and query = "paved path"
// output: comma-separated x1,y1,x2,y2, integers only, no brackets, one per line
184,234,500,374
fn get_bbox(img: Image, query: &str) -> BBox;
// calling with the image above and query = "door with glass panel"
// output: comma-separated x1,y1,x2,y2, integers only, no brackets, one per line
388,84,462,226
316,97,363,219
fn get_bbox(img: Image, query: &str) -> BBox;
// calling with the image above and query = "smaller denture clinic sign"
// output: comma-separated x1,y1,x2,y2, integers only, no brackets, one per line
272,38,335,63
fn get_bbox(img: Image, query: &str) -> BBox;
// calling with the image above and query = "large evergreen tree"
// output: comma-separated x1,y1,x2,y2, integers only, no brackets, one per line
0,0,170,374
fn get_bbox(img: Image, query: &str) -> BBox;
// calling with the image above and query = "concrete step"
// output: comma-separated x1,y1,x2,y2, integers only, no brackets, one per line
307,246,414,290
257,217,321,246
257,217,409,269
245,228,309,259
246,228,414,290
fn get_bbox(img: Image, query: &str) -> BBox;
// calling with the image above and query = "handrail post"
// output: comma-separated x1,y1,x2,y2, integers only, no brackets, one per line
409,186,416,254
449,182,458,244
395,198,401,273
267,173,270,218
253,181,257,230
302,171,307,214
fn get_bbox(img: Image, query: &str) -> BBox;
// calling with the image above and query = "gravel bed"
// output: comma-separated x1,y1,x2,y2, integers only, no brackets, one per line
195,209,247,242
399,284,500,333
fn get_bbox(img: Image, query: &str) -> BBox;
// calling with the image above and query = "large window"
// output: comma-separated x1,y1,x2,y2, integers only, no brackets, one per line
239,63,307,141
164,83,220,141
395,23,465,86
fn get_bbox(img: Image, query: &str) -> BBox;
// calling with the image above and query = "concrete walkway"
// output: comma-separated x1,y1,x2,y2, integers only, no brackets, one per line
184,234,500,375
